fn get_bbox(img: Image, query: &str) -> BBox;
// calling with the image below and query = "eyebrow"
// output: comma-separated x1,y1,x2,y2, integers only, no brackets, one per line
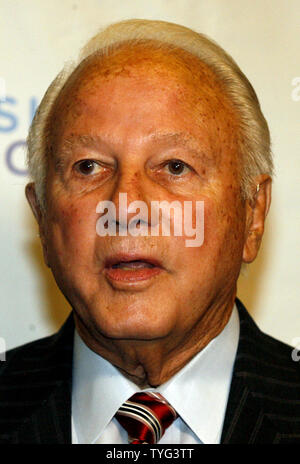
59,132,197,149
58,135,104,156
148,132,195,144
54,135,110,172
54,131,212,171
147,132,215,163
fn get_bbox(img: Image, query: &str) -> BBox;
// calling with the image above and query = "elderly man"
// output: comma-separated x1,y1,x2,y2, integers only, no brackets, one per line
1,19,299,445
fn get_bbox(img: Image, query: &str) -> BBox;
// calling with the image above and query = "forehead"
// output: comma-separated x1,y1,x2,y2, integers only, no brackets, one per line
56,41,236,111
49,42,239,158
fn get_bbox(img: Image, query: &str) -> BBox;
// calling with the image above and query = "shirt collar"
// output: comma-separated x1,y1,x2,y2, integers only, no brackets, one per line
72,304,239,444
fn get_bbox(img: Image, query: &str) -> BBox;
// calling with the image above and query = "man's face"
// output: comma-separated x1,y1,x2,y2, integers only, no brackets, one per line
34,46,247,347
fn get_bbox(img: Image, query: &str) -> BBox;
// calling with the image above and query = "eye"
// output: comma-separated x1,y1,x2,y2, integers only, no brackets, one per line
74,159,102,176
164,159,190,176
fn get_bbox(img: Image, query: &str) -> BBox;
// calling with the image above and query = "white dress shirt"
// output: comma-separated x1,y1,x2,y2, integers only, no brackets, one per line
72,304,239,444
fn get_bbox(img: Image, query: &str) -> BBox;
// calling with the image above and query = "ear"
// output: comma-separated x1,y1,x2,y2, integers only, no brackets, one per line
242,174,272,263
25,183,50,267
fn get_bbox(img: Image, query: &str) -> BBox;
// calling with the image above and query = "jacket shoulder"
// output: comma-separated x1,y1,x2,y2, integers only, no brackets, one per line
230,300,300,443
0,314,74,442
236,299,300,380
1,331,63,372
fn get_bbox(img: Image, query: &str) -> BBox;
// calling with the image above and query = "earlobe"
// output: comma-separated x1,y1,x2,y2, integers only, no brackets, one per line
25,183,43,224
242,175,272,263
25,183,50,267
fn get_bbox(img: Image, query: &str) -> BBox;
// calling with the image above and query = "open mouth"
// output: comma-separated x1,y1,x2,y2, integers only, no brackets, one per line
104,256,163,283
111,260,156,270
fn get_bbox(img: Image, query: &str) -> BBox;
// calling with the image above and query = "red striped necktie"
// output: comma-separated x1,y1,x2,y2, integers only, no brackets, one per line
115,392,178,444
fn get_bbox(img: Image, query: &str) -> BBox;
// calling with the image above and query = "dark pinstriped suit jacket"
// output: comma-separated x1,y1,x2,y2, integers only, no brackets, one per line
1,299,300,444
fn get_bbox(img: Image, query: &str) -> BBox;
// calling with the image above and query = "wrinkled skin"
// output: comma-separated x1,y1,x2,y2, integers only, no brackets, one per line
26,44,271,387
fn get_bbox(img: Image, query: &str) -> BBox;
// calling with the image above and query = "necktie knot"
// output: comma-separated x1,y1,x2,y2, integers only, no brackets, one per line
115,392,177,444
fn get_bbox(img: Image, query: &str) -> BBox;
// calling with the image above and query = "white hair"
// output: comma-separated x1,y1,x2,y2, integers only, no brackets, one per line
27,19,273,209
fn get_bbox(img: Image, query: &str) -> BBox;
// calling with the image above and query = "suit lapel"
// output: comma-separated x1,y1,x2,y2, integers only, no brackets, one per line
221,299,278,443
221,375,278,443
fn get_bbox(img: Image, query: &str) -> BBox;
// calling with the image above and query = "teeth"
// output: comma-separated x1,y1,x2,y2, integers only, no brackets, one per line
112,260,154,270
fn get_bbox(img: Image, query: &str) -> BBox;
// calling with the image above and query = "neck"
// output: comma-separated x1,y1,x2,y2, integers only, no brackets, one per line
74,294,236,387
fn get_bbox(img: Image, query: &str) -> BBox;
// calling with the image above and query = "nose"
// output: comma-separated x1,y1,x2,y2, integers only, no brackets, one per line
110,169,152,233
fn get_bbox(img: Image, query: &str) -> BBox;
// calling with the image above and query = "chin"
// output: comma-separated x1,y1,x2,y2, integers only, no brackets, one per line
89,307,174,341
99,321,172,341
